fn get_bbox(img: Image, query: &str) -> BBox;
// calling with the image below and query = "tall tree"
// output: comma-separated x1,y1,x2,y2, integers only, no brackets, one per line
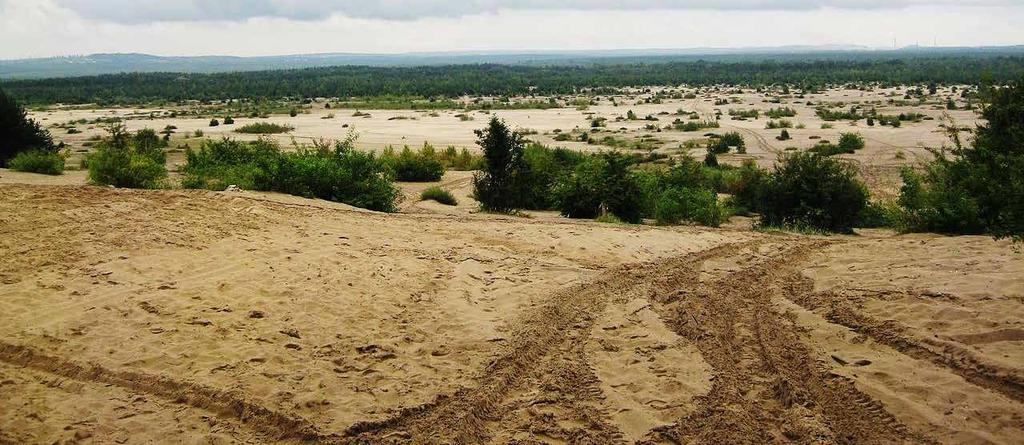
0,88,54,167
472,117,524,212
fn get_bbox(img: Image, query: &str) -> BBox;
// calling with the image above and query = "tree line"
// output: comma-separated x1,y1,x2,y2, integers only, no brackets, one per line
4,56,1024,105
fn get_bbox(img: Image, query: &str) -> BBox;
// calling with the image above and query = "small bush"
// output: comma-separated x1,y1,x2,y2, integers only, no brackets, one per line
553,152,643,223
837,132,865,152
8,149,64,175
420,186,458,206
381,144,445,182
655,187,725,227
759,151,868,233
235,122,294,134
86,125,168,189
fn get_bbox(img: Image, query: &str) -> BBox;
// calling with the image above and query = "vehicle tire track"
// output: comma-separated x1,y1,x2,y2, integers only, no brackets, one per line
640,240,922,444
0,341,337,443
345,241,760,444
791,289,1024,403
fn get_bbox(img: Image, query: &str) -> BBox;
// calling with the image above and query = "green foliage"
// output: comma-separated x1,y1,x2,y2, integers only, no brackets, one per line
759,151,868,233
381,144,445,182
655,187,726,227
708,132,746,154
86,125,168,189
420,186,458,206
235,122,294,134
8,149,64,175
838,132,866,152
816,107,863,121
473,117,525,212
553,151,644,223
727,160,768,215
766,107,797,118
7,56,1024,105
856,200,903,229
897,80,1024,239
672,119,719,132
0,88,55,167
182,137,398,212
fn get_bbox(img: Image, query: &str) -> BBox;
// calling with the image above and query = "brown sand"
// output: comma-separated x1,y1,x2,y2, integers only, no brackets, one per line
1,180,1021,444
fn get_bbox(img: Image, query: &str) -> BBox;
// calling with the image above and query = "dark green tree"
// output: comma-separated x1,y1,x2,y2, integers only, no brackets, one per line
473,117,525,212
0,88,54,167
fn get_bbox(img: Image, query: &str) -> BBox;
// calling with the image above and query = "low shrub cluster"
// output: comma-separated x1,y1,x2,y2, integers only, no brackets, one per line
86,125,168,188
181,137,399,212
235,122,294,134
8,149,64,175
473,117,727,226
380,144,445,182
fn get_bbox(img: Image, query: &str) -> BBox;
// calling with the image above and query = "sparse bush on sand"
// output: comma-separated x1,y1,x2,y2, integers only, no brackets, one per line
235,122,294,134
420,186,458,206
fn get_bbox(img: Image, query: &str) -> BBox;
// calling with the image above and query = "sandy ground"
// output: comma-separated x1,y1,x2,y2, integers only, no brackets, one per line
1,178,1021,444
31,86,979,197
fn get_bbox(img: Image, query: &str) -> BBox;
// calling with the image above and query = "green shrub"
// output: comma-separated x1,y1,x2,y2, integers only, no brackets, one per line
182,137,398,212
8,149,64,175
382,144,444,182
856,200,902,229
235,122,294,134
420,186,457,205
181,138,278,190
837,132,865,152
655,187,725,227
728,160,768,215
1,88,55,167
86,125,168,188
708,131,745,154
759,151,868,233
898,78,1024,240
553,152,644,223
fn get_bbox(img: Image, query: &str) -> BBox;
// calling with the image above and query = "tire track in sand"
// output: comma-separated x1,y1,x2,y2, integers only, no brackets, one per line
641,240,924,444
0,342,337,443
345,241,760,444
791,289,1024,404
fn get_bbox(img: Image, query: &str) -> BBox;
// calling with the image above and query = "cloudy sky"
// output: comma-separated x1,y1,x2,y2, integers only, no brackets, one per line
2,0,1022,59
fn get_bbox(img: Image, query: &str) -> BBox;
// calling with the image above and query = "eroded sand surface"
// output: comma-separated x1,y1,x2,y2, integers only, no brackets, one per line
1,182,1021,444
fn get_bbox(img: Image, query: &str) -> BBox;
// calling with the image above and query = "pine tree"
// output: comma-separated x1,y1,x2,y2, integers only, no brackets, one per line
472,117,524,212
0,88,54,167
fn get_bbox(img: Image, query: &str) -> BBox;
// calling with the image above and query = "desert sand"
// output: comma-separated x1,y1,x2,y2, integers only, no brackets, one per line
30,86,979,197
1,170,1022,443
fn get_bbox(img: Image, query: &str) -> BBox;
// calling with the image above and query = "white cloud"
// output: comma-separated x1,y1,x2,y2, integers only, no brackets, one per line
51,0,1020,22
1,0,1021,59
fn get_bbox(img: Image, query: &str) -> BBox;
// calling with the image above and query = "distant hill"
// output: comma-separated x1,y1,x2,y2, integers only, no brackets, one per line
3,46,1023,79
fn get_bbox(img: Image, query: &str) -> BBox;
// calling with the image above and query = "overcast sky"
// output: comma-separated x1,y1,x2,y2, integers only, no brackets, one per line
2,0,1022,59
